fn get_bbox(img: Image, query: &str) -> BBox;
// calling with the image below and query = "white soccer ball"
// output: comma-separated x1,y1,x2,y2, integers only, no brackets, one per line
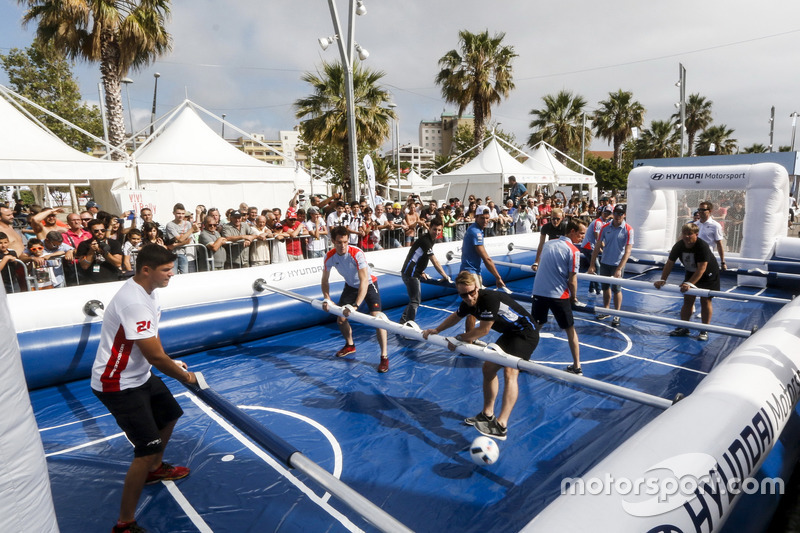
469,436,500,465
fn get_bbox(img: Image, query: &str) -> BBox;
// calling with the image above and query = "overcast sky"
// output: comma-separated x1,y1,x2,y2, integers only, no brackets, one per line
2,0,800,154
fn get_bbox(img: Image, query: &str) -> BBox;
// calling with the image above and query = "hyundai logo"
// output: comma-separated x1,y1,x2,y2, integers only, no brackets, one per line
651,173,664,180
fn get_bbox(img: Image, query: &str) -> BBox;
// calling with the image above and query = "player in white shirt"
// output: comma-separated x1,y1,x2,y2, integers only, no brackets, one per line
91,244,197,533
321,226,390,372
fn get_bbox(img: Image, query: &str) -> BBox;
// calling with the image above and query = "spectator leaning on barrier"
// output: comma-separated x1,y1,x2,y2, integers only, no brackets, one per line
305,207,328,258
221,211,256,268
164,203,200,274
283,207,307,261
0,231,21,293
199,216,228,270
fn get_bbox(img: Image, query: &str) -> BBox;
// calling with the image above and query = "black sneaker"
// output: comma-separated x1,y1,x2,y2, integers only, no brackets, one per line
697,331,709,341
474,418,507,441
565,364,583,375
596,313,610,320
464,411,495,426
669,327,690,337
611,316,620,328
112,521,148,533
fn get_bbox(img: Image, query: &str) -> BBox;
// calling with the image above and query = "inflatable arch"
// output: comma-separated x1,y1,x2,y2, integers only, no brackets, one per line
627,163,790,262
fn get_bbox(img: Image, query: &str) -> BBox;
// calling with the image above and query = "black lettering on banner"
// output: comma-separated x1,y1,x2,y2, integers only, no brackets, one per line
727,439,752,483
739,425,762,466
684,487,714,533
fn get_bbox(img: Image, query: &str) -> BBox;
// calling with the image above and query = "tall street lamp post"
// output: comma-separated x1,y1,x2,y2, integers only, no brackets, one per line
321,0,368,202
121,77,136,150
150,72,160,135
791,112,798,152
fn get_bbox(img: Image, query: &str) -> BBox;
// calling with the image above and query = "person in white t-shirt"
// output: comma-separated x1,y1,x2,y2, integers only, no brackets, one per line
304,207,328,258
90,244,197,533
696,200,727,271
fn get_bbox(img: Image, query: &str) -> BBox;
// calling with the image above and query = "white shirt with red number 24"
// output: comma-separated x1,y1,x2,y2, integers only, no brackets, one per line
91,278,160,392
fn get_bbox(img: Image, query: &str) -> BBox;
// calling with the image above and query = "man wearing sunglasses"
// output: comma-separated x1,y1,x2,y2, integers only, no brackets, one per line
422,271,538,441
30,207,67,240
198,215,227,270
76,219,123,284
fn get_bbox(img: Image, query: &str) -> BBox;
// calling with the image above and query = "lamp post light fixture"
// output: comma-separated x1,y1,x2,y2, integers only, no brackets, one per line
121,77,136,150
791,112,799,152
320,0,368,202
221,113,226,138
150,72,161,135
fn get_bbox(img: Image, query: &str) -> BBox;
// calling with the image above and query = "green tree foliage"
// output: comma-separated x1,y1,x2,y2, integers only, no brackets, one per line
672,93,713,157
435,30,516,148
1,40,103,152
741,143,768,154
634,119,680,159
18,0,173,159
584,153,630,194
695,125,738,155
294,61,395,200
592,90,646,169
528,90,591,158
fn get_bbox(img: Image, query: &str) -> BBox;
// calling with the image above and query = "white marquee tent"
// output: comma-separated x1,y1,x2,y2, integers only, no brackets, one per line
0,88,130,210
432,137,554,202
125,101,312,223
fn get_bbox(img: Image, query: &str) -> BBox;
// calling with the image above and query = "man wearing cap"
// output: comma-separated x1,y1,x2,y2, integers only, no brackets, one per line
580,205,613,296
283,207,307,261
86,200,101,216
461,204,508,301
588,204,633,327
220,210,257,268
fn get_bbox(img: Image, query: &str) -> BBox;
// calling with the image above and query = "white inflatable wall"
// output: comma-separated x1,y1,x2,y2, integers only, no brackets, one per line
627,163,790,260
0,287,58,532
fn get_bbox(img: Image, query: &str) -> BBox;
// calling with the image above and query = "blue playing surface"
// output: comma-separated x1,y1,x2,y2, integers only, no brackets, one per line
31,270,790,532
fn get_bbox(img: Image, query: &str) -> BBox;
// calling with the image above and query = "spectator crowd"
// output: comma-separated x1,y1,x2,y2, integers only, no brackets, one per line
1,183,610,292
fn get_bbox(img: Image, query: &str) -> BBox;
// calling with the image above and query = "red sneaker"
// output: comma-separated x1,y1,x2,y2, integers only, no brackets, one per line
335,344,356,358
377,357,389,373
145,462,190,485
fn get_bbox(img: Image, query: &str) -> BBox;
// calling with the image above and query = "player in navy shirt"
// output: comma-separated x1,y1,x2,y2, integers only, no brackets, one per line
423,272,538,441
400,218,452,324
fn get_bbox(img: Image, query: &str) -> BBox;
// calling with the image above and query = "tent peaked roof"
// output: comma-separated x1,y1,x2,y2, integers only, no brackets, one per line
133,101,306,183
0,92,126,183
527,143,596,184
444,138,551,181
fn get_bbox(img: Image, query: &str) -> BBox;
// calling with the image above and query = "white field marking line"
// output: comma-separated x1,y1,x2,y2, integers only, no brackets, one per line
180,393,364,533
419,303,453,313
164,480,214,533
530,317,633,365
534,317,706,374
238,405,343,504
39,412,114,432
45,432,125,457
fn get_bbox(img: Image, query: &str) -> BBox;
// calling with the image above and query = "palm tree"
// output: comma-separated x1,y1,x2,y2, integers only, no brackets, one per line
741,143,768,154
635,120,680,159
18,0,172,160
695,125,737,155
592,90,646,168
294,61,395,200
435,30,517,148
672,93,713,157
528,90,591,157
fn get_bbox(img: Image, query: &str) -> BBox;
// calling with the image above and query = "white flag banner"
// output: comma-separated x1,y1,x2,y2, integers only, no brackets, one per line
363,154,377,209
